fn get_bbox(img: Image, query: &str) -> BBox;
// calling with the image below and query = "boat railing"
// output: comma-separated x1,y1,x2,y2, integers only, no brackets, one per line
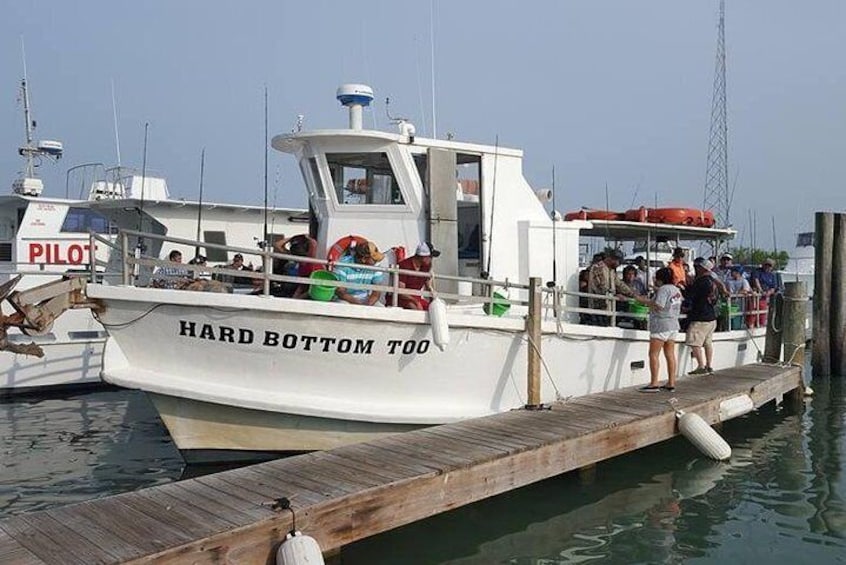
88,229,536,312
86,229,773,332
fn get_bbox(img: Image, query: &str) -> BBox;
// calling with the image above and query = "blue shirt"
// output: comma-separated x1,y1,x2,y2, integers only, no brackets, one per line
334,255,385,302
753,269,778,293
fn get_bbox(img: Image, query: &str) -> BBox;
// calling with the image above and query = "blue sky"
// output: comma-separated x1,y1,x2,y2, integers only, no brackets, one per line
1,1,844,251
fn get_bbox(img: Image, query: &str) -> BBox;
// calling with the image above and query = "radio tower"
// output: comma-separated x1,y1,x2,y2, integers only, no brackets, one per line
703,0,730,228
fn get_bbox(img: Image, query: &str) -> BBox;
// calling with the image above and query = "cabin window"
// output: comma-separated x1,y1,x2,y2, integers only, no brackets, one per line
60,208,117,234
0,243,11,262
326,152,405,206
300,157,326,200
797,233,814,247
203,231,228,262
456,154,482,260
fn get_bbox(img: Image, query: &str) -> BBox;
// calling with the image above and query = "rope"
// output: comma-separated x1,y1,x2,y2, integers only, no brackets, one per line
524,332,563,399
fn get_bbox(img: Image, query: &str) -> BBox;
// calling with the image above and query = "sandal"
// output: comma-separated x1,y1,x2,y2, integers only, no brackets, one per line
638,385,661,393
660,385,675,392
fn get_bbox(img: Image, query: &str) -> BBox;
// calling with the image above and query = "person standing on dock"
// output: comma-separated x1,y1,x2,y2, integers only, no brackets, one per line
634,267,682,392
686,258,718,375
586,249,637,326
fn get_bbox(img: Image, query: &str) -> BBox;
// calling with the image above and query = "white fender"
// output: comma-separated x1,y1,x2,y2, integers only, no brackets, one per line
677,410,731,461
429,297,450,351
276,531,325,565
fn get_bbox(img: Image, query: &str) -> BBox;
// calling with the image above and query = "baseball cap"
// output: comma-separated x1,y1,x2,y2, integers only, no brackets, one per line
693,257,713,271
720,253,733,260
354,241,385,262
415,242,441,258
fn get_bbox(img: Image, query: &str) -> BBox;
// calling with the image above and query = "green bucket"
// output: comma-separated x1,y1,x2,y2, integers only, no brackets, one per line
720,301,742,330
628,301,650,318
308,270,338,301
483,291,510,317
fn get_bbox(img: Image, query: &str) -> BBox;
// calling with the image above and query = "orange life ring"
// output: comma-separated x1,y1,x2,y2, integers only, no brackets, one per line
648,208,715,227
327,234,369,263
564,209,625,221
623,207,716,227
624,207,649,222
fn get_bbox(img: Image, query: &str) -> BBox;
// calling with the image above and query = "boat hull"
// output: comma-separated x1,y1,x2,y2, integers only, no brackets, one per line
92,285,767,460
0,308,107,396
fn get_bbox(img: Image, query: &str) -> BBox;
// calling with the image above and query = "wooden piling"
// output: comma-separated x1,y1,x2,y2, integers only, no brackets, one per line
763,293,783,363
812,212,834,376
783,281,808,368
526,277,542,407
832,213,846,375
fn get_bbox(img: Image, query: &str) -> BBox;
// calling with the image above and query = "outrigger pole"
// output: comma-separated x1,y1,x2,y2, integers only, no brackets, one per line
195,148,205,260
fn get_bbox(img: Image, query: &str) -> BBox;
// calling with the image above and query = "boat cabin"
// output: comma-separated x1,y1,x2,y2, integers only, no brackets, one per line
272,84,582,295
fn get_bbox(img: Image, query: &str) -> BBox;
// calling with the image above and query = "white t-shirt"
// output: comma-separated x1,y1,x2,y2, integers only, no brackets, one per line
650,283,683,333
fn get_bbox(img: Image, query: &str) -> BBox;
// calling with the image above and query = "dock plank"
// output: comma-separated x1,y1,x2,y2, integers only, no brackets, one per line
0,364,801,565
0,513,113,565
0,525,43,565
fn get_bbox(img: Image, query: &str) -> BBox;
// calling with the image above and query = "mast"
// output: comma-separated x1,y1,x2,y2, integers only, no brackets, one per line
703,0,730,230
13,41,63,197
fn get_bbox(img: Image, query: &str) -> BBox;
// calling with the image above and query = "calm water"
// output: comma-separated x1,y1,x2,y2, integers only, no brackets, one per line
2,377,845,564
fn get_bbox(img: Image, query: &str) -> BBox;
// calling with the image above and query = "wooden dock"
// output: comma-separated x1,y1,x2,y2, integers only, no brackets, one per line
0,364,802,564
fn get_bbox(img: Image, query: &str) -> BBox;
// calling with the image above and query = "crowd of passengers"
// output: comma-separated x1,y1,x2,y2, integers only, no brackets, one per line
578,246,781,331
150,236,440,310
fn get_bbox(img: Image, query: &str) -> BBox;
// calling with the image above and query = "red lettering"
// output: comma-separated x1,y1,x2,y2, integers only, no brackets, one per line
29,243,44,263
68,245,83,264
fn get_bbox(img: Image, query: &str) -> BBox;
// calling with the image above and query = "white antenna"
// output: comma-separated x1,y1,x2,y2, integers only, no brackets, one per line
12,37,63,196
20,36,28,88
429,0,437,139
111,80,122,168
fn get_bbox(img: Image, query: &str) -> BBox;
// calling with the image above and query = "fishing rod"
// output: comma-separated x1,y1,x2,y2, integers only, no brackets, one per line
195,148,205,260
483,134,499,279
263,85,269,249
551,165,558,288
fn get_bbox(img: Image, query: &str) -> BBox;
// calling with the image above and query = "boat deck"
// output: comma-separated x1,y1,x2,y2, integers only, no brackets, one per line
0,363,803,564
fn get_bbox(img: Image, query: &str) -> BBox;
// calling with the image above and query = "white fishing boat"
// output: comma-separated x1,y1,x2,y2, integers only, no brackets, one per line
38,84,765,462
779,231,814,296
0,78,307,396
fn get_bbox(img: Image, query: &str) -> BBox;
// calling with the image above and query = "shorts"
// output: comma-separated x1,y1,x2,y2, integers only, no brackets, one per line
686,320,716,347
650,331,677,342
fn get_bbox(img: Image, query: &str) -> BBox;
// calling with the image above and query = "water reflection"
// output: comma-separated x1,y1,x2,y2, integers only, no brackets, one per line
344,376,846,564
0,389,183,516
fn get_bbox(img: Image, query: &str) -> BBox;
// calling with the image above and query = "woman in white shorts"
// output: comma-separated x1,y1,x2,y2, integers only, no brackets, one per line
633,267,683,392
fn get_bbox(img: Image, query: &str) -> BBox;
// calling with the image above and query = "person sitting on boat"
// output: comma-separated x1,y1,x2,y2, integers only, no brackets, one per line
392,242,441,310
715,253,734,282
686,258,718,375
151,250,190,289
222,253,254,286
255,235,318,298
586,249,637,326
334,240,386,306
622,265,647,296
751,258,779,298
668,247,688,289
634,255,650,290
726,266,752,296
187,255,211,280
620,265,648,329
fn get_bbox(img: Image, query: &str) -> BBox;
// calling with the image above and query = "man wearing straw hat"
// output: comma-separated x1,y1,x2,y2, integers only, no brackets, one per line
335,240,386,306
